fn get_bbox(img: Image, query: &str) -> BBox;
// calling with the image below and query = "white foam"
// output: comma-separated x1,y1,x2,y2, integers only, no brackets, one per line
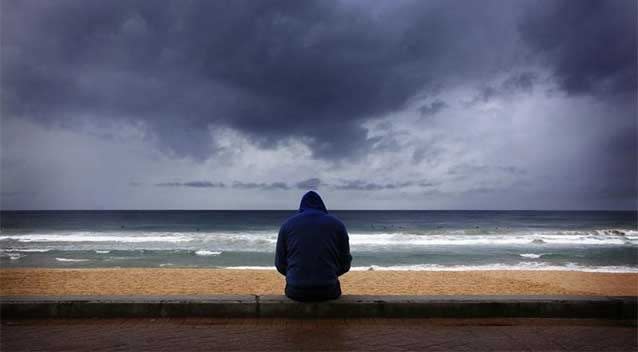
195,250,222,256
348,263,638,273
1,233,191,243
348,230,637,247
349,233,534,246
520,253,542,259
55,258,90,262
95,250,111,254
104,256,139,260
0,251,25,260
2,248,51,253
1,228,635,251
219,263,638,272
222,266,275,270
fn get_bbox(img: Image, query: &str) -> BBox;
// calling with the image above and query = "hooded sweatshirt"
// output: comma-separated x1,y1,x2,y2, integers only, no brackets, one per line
275,191,352,290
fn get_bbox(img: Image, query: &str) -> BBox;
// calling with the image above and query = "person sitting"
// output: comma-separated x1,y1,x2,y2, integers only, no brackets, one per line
275,191,352,302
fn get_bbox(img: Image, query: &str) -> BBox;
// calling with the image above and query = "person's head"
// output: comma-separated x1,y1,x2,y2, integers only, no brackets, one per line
299,191,327,213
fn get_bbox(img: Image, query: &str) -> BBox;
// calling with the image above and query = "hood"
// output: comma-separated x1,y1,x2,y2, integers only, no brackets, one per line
299,191,327,213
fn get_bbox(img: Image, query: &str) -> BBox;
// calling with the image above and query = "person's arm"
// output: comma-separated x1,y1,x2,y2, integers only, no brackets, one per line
275,225,287,276
336,222,352,276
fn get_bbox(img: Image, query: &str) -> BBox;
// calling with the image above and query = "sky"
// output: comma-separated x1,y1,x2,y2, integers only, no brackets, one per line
1,0,636,210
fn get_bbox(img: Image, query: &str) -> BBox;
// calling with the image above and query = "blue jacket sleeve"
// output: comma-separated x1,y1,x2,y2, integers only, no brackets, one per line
336,223,352,276
275,224,287,276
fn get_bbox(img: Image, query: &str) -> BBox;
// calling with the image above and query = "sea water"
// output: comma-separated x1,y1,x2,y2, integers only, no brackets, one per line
1,210,637,272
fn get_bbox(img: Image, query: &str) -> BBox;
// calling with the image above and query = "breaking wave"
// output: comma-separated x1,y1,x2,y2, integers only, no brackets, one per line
195,250,222,256
1,228,636,252
520,253,543,259
222,262,638,273
0,233,191,243
55,257,90,262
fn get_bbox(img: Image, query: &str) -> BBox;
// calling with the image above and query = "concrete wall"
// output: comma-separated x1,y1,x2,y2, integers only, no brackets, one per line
1,295,636,319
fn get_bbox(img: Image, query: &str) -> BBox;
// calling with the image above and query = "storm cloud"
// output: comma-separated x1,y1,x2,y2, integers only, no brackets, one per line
1,0,636,210
2,0,526,160
232,181,290,191
419,100,448,117
335,180,416,191
519,0,637,97
295,178,322,190
156,181,226,188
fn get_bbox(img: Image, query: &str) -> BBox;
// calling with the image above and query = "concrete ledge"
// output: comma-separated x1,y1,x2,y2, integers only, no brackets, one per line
1,295,636,319
1,295,257,319
259,295,637,319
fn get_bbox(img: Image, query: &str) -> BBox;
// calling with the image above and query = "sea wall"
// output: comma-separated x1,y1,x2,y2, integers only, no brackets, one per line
1,295,636,319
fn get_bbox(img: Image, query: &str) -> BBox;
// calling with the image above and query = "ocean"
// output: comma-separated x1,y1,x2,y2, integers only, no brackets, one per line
1,210,637,272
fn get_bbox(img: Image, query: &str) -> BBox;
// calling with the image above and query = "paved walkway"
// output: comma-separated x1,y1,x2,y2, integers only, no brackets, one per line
2,318,636,351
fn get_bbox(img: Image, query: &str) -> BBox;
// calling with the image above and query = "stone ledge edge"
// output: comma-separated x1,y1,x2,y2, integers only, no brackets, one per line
1,295,636,319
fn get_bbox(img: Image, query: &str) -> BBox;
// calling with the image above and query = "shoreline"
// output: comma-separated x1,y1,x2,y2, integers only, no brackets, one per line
1,268,636,297
215,265,638,273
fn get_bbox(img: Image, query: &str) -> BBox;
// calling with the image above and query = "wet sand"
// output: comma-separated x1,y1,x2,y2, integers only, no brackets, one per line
1,269,636,296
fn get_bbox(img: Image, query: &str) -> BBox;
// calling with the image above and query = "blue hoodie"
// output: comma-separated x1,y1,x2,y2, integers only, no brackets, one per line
275,191,352,290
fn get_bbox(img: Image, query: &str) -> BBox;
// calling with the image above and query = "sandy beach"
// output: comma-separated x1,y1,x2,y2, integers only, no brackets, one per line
1,269,636,296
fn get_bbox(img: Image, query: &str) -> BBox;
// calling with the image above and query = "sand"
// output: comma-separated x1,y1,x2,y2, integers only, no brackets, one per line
1,269,636,296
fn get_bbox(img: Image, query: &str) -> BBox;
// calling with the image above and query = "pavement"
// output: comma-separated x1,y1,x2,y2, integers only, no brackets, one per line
1,318,636,351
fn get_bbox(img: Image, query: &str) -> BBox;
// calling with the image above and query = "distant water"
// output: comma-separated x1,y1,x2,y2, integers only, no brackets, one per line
1,210,637,272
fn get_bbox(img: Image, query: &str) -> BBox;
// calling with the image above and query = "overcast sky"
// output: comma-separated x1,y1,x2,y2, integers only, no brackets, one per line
1,0,636,210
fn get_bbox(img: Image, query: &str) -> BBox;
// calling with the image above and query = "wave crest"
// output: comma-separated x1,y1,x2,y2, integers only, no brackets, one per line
195,250,222,256
1,228,636,251
221,263,638,273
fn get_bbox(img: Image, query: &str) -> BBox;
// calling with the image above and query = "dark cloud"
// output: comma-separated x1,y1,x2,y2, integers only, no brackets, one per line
465,71,539,105
412,147,427,164
447,164,527,179
412,146,446,166
464,186,501,195
1,0,522,161
156,182,184,187
370,134,409,153
149,177,441,192
0,0,635,210
519,0,637,97
155,179,316,191
499,166,527,176
295,178,321,190
334,180,415,191
465,86,498,106
419,100,448,117
411,138,446,166
156,181,226,188
501,72,538,93
232,181,289,191
184,181,226,188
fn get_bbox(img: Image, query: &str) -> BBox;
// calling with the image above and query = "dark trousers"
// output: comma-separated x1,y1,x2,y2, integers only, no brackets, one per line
285,281,341,302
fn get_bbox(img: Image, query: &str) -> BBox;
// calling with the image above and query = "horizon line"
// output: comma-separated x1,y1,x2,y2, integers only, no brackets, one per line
1,209,636,212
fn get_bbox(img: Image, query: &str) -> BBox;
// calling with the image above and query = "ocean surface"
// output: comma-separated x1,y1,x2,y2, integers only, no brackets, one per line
1,210,637,272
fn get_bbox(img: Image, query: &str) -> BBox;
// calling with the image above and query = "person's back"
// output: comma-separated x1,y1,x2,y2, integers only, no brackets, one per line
275,191,352,301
